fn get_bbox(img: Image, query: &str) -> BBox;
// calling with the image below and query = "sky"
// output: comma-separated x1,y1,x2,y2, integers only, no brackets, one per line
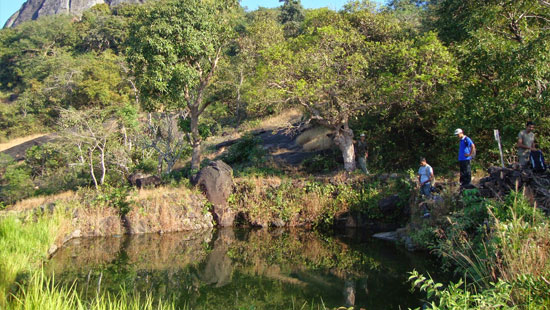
1,0,385,28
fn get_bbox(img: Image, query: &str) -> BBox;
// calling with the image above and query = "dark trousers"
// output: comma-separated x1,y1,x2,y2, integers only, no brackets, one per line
459,160,471,186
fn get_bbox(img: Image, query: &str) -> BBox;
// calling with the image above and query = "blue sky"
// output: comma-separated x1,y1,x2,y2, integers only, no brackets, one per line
1,0,385,28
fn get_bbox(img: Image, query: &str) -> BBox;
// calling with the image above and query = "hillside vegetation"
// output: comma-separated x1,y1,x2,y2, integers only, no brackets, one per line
1,0,550,309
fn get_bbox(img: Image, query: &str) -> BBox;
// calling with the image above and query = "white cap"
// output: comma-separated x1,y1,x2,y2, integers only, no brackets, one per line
360,133,365,137
454,128,463,135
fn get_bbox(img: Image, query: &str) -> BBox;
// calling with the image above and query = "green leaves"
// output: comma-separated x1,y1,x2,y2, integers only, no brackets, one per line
127,0,238,111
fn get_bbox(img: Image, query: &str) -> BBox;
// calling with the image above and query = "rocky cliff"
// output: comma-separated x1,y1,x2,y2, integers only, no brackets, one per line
4,0,147,28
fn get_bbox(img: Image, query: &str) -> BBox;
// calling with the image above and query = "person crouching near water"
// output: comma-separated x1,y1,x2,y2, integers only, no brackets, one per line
418,157,434,199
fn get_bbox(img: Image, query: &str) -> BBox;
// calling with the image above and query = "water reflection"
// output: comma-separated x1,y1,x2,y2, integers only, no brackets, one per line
48,228,442,309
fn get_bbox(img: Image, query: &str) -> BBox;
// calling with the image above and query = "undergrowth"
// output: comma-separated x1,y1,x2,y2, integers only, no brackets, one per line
230,175,414,227
409,189,550,309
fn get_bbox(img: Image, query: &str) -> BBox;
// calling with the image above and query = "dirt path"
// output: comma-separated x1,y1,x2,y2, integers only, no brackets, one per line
0,133,56,161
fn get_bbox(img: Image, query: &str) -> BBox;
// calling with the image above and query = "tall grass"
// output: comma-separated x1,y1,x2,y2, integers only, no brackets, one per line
7,271,176,310
0,211,179,310
0,211,66,305
411,191,550,309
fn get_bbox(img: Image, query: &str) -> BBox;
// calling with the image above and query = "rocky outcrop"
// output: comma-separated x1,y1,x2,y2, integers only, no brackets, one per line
4,0,148,28
372,228,416,251
193,160,235,227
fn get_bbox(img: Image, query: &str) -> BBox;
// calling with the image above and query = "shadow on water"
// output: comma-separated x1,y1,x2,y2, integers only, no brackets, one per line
48,228,447,310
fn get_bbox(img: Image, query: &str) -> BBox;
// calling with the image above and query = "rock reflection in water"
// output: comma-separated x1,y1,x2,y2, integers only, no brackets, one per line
48,228,440,310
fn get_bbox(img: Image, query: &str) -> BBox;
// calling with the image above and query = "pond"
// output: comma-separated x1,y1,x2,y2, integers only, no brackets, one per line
48,228,445,310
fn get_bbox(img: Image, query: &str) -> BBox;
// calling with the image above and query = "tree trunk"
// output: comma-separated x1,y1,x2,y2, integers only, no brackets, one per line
235,69,244,123
166,158,175,175
334,126,355,172
77,143,85,164
190,107,201,172
89,147,98,189
98,143,106,185
157,154,164,176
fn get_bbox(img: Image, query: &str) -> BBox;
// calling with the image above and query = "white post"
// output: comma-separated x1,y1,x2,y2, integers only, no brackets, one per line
494,129,505,167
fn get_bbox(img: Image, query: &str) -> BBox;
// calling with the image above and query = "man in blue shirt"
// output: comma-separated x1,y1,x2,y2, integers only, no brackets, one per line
454,128,476,187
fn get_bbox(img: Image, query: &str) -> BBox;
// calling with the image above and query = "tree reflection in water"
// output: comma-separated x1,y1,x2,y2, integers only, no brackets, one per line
48,228,445,310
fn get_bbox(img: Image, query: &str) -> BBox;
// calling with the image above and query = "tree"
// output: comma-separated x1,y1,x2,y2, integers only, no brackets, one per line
264,6,458,170
141,112,191,175
209,8,286,122
265,9,370,171
126,0,239,173
428,0,550,160
59,108,121,189
0,15,78,91
279,0,304,37
77,3,131,53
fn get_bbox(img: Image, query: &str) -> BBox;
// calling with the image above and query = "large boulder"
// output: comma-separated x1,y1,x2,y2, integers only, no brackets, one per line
193,160,235,226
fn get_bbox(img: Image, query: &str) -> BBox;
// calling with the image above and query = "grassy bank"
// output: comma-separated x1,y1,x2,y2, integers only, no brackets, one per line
0,194,346,310
0,211,67,304
409,190,550,309
230,173,414,228
0,210,179,310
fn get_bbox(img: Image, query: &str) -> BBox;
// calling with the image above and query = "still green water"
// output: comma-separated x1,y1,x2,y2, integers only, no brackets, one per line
48,228,444,310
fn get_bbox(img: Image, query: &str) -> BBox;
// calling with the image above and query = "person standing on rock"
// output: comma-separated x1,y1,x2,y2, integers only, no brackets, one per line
417,157,434,199
355,133,369,174
517,121,536,168
454,128,476,187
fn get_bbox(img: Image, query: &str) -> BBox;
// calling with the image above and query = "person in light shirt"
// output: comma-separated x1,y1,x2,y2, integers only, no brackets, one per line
418,157,434,199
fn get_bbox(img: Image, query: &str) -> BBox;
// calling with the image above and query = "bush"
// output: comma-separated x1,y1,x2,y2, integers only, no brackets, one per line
409,271,516,310
25,144,66,177
0,162,35,205
222,133,265,166
230,175,414,228
79,185,134,216
302,151,339,174
411,190,550,309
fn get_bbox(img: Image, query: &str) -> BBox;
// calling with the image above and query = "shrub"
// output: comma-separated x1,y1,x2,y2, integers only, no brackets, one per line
302,151,339,173
409,271,516,310
79,185,134,216
25,144,66,178
0,163,35,205
222,133,265,166
411,190,550,309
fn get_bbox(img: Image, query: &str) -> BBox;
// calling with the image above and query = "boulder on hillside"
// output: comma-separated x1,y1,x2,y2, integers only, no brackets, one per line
193,160,235,226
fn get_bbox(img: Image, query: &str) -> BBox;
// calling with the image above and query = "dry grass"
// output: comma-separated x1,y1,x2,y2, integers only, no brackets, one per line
8,191,76,212
243,108,303,132
129,184,211,233
296,126,334,151
494,215,550,283
0,133,48,152
135,184,197,202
